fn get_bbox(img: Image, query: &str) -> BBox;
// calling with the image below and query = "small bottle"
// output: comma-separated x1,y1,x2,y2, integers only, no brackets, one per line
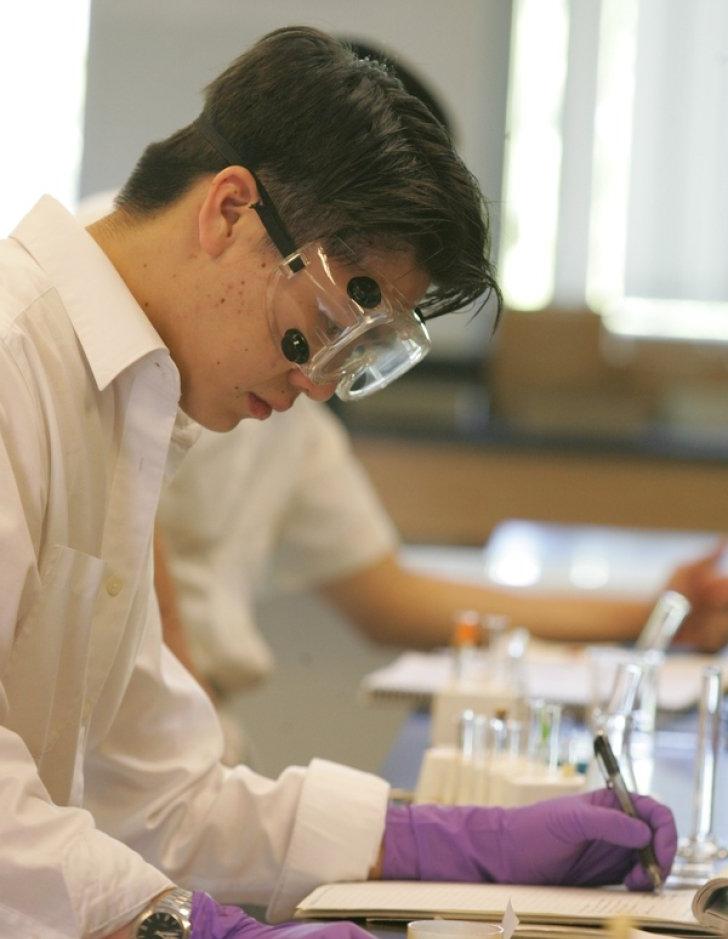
451,609,480,683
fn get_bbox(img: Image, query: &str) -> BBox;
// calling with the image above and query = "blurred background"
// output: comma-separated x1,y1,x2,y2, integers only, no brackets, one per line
3,0,727,773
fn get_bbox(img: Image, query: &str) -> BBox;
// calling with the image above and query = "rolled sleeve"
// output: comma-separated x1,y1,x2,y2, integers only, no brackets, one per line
266,758,390,922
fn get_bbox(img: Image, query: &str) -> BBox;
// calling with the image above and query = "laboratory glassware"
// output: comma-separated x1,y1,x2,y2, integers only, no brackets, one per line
669,666,726,886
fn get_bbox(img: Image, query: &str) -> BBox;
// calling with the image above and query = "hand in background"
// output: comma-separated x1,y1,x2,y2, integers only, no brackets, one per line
190,893,375,939
382,788,677,891
667,541,728,651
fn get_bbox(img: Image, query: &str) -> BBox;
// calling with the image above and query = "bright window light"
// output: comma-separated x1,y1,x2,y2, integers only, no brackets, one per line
0,1,91,235
587,0,728,342
602,296,728,343
585,0,639,314
499,0,570,310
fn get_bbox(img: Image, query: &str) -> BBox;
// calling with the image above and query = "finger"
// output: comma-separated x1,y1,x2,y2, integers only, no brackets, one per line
630,796,678,872
694,539,728,568
702,578,728,607
569,804,652,849
624,862,655,891
669,541,728,587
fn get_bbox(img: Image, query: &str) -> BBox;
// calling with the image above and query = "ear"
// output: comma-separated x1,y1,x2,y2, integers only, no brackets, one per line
197,166,260,258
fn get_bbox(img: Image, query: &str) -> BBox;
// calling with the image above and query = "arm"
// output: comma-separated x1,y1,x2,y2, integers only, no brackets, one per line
320,547,728,650
668,540,728,651
0,351,172,939
85,591,389,923
320,550,651,647
153,523,217,698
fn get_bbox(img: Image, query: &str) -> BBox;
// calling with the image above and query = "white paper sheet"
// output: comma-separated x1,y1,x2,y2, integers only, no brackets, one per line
296,881,707,933
360,643,726,711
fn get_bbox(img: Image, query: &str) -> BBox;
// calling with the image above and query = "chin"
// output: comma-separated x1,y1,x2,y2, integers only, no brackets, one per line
179,400,244,433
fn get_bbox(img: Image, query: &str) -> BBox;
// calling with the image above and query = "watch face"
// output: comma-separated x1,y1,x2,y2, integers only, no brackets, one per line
137,910,185,938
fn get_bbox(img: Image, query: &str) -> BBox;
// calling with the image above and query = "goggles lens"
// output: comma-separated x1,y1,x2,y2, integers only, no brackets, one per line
267,239,431,400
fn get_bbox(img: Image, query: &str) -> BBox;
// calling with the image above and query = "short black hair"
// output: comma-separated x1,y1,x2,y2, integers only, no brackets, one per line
118,26,501,321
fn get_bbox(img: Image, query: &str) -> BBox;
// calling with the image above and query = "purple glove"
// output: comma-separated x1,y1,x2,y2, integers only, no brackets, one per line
382,788,677,891
190,892,374,939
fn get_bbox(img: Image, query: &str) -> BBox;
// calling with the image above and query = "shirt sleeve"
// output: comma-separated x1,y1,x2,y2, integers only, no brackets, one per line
0,340,172,939
85,593,390,922
270,400,399,593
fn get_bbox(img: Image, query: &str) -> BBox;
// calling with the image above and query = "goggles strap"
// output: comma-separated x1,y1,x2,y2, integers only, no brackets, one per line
196,115,298,263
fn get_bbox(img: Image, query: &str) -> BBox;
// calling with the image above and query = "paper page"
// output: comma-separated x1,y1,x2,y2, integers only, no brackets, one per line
361,646,726,711
692,873,728,929
297,882,701,930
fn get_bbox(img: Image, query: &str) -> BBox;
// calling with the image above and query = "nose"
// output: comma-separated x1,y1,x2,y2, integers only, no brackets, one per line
287,368,338,402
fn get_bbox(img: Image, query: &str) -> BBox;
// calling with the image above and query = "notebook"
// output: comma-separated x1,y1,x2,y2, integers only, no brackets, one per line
295,881,720,936
692,873,728,933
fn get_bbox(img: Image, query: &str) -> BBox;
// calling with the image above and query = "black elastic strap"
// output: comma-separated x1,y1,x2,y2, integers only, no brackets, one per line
196,115,298,261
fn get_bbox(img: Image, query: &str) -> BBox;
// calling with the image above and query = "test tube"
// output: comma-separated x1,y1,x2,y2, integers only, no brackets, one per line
455,708,481,805
451,610,480,683
505,718,523,760
541,703,562,774
472,714,490,803
481,613,509,647
605,662,643,717
679,667,725,865
458,709,477,763
526,700,561,773
526,698,545,764
635,590,691,653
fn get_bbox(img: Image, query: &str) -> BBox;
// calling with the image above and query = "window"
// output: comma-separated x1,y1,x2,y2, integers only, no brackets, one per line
0,1,91,235
500,0,728,341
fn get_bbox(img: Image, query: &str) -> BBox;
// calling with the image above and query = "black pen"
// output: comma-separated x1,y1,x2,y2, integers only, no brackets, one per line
593,730,663,892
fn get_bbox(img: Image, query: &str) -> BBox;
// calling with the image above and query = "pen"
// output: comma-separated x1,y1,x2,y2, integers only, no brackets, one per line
593,730,663,892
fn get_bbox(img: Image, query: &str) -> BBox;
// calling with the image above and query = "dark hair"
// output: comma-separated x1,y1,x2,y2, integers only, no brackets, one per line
118,26,501,321
344,39,454,138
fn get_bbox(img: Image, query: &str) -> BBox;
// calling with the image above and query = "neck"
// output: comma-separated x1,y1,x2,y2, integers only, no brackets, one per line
86,199,202,346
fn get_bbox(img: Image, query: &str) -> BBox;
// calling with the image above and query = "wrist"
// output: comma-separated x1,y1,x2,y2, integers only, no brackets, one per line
381,803,419,880
127,887,193,938
102,890,177,938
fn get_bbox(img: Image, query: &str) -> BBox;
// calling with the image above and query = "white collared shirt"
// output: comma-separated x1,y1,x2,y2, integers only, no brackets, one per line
158,396,398,694
0,197,389,938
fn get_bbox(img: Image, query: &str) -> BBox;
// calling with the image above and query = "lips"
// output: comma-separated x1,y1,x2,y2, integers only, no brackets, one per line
247,393,272,420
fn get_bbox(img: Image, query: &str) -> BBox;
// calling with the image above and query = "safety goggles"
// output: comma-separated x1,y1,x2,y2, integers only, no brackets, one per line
197,116,431,400
268,239,431,400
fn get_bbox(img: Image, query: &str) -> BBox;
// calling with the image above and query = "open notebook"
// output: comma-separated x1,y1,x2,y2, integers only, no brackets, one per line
296,882,722,937
693,874,728,933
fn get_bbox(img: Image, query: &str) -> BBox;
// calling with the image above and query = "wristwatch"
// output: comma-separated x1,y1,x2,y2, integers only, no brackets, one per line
133,887,194,938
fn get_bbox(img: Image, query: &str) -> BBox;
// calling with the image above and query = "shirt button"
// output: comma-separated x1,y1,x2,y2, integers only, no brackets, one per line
106,575,124,597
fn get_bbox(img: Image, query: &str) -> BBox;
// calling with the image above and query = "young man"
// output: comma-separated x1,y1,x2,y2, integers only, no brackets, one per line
0,27,675,939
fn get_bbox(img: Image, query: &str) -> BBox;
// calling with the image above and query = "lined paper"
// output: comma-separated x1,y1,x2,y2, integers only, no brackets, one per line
296,881,707,932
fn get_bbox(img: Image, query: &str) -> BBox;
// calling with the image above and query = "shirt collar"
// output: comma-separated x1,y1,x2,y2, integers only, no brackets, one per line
11,195,170,392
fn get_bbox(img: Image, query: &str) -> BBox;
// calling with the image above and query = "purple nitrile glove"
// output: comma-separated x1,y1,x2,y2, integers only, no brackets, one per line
190,892,375,939
382,788,677,891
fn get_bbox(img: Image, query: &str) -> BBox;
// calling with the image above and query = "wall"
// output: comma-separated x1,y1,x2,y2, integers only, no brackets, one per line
81,0,511,360
352,437,728,546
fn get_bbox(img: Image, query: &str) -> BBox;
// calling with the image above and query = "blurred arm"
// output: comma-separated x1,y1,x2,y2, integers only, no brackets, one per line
319,550,651,647
153,525,215,695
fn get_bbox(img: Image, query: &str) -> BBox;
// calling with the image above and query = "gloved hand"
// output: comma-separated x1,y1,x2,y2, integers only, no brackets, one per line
382,788,677,890
190,891,374,939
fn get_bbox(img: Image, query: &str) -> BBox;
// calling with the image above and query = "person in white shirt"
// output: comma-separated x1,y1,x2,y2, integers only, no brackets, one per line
157,399,728,712
0,26,677,939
